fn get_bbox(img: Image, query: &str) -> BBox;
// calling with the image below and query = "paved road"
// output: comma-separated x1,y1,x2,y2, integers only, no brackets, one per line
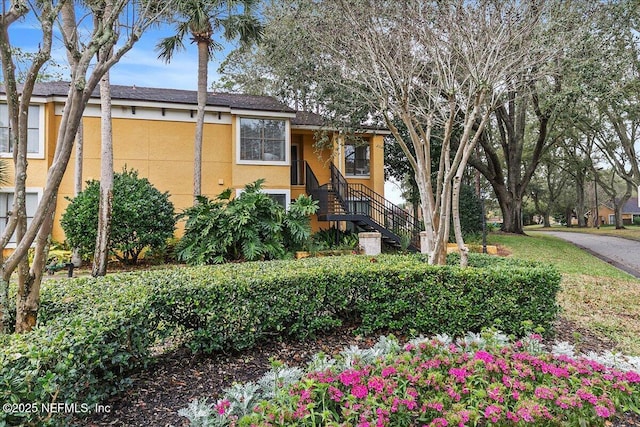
544,231,640,278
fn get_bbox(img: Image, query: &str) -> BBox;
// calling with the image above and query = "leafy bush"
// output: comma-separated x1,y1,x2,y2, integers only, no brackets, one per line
0,275,163,426
149,254,560,353
0,254,560,425
60,168,176,264
183,333,640,427
311,227,359,251
176,179,318,265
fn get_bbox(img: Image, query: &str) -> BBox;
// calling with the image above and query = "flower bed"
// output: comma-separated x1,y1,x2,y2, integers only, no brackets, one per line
1,254,560,425
180,332,640,427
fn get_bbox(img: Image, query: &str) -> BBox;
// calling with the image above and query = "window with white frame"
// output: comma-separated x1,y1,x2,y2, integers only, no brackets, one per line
238,118,287,163
345,140,370,176
236,188,291,210
0,190,41,245
0,104,44,157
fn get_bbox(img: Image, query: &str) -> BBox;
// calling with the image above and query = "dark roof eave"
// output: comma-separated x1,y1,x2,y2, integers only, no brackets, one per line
19,81,296,114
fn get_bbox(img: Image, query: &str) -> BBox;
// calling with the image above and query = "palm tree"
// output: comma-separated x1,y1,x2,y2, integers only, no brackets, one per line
157,0,262,199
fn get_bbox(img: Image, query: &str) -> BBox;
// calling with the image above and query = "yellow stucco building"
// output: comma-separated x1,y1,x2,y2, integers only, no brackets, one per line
1,82,421,249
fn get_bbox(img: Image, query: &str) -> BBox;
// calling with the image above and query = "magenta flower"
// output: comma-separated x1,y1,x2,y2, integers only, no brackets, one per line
429,417,448,427
381,366,397,378
625,370,640,383
215,399,230,415
367,376,385,394
426,401,444,412
516,406,534,422
351,384,369,399
534,386,555,400
474,350,494,364
328,386,343,402
595,405,612,418
487,385,504,402
449,367,470,383
484,404,502,422
339,369,362,386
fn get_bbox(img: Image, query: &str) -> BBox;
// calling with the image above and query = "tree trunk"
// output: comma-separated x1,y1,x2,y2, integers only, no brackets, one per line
499,195,524,234
576,172,586,227
92,70,114,277
193,39,208,199
71,122,84,267
15,202,55,332
565,206,573,227
62,0,84,269
614,184,632,230
543,212,551,228
452,176,469,267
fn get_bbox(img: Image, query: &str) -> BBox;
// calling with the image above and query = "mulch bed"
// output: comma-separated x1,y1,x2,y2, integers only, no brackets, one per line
73,316,640,427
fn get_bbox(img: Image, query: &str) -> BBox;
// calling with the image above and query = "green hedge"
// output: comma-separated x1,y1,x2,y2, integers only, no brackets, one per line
0,254,560,425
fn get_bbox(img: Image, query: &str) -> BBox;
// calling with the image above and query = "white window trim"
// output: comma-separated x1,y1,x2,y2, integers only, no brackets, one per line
344,141,371,178
0,187,43,248
235,188,291,211
0,104,46,159
236,116,290,166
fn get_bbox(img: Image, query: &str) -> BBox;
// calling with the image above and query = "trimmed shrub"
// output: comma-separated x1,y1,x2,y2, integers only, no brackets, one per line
60,168,176,264
0,254,560,425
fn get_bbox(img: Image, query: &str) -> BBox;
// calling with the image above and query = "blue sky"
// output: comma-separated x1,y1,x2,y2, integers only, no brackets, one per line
9,16,230,90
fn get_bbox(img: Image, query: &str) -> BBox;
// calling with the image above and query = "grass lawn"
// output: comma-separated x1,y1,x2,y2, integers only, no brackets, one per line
489,231,640,355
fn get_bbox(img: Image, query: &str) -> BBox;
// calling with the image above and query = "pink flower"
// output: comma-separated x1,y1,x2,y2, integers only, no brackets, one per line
328,386,343,402
487,386,503,402
429,418,448,427
474,350,494,364
449,367,470,383
534,386,555,400
339,369,362,386
577,389,598,405
427,401,444,412
368,376,385,393
625,370,640,383
381,366,397,378
517,407,534,422
351,384,369,399
595,405,612,418
484,405,502,423
215,399,230,415
299,389,311,403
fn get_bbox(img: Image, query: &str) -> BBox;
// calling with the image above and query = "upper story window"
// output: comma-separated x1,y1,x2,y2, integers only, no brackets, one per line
238,117,288,164
345,140,370,177
0,104,44,158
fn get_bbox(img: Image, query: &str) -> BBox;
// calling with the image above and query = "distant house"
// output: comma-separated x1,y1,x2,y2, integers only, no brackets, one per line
596,197,640,226
1,82,421,251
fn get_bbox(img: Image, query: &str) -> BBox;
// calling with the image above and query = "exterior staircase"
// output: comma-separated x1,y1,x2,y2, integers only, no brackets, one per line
305,162,422,251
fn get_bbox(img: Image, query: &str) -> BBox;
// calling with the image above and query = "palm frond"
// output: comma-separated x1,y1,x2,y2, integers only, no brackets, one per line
156,33,187,62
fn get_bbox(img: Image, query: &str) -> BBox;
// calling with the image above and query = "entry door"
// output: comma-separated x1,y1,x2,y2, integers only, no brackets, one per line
290,140,303,185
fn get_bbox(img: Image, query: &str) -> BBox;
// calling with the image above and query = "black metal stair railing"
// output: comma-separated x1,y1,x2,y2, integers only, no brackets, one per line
328,164,422,250
304,161,422,250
